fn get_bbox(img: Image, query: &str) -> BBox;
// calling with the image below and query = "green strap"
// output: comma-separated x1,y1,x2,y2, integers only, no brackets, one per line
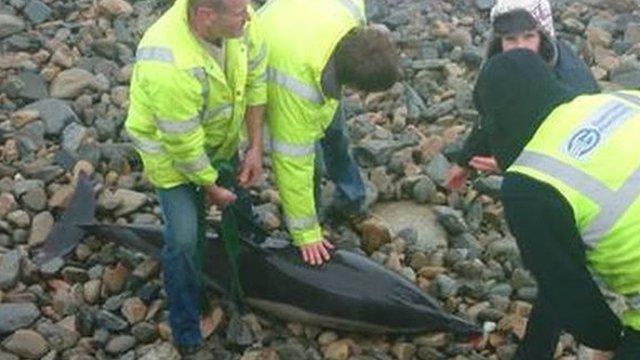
211,159,245,303
221,205,244,301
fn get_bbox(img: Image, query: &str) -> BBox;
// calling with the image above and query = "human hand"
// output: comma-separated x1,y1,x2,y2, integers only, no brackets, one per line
237,146,262,188
299,239,335,266
205,185,237,207
445,164,470,191
469,156,500,173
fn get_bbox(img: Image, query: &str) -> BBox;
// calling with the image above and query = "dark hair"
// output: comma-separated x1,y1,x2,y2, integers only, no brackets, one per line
487,9,557,65
334,27,401,92
189,0,227,14
486,29,556,64
493,9,537,37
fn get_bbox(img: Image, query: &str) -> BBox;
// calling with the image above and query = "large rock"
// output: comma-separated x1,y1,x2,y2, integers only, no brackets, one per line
0,14,25,38
352,138,417,168
359,217,392,254
50,68,97,99
36,321,79,351
433,206,469,235
611,64,640,88
5,72,48,100
2,329,49,359
424,153,451,187
371,201,448,254
139,342,179,360
23,0,52,24
61,123,88,152
99,0,134,16
100,188,146,216
24,99,79,136
0,250,21,290
105,335,136,355
0,303,40,334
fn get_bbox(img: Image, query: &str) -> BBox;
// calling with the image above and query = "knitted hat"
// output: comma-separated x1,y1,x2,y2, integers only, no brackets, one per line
490,0,555,38
492,9,538,37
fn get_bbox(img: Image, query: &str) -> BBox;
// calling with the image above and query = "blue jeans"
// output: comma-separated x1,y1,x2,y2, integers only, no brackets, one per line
317,101,366,216
157,184,203,347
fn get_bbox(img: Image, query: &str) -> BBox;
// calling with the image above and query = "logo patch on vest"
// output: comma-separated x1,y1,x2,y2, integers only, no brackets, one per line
564,101,635,161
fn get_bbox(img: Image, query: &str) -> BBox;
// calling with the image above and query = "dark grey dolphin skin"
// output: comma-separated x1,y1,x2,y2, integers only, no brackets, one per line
38,173,482,337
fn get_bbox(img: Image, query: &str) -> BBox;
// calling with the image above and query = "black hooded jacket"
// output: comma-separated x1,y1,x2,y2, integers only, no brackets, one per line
448,39,599,168
471,49,579,169
482,50,638,357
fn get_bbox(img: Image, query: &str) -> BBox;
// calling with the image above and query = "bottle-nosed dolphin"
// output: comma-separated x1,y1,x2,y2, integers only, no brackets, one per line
36,173,482,337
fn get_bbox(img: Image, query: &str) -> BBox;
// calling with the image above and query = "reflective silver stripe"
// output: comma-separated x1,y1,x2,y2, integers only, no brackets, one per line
253,71,268,83
248,44,267,71
190,68,210,122
267,67,324,104
287,215,319,231
129,135,165,155
271,139,315,157
202,104,233,124
156,116,200,134
175,153,211,174
513,151,613,205
336,0,365,25
612,92,640,108
627,294,640,310
583,168,640,246
513,150,640,248
136,47,174,63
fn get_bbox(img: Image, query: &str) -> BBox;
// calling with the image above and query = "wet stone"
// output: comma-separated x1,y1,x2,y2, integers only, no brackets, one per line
2,329,49,359
28,211,53,247
105,335,136,355
8,71,48,100
23,0,52,24
0,250,20,290
23,99,79,136
131,322,158,343
433,206,468,235
61,267,89,283
36,321,79,351
61,123,88,153
95,310,128,331
40,257,64,277
0,302,40,334
22,186,47,211
50,68,96,99
138,342,179,360
0,14,25,38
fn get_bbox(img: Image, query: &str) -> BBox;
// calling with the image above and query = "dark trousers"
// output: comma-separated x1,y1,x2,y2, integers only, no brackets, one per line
316,101,366,217
156,158,255,347
501,173,625,358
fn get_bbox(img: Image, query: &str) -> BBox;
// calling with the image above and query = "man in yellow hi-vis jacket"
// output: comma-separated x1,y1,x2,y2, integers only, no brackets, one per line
258,0,400,265
125,0,266,355
473,49,640,359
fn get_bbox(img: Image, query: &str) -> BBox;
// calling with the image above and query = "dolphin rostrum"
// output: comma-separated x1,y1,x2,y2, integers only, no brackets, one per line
38,173,482,337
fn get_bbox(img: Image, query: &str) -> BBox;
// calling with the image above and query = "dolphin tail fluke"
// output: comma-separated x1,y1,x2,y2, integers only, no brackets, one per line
79,224,165,259
35,171,96,265
435,311,483,339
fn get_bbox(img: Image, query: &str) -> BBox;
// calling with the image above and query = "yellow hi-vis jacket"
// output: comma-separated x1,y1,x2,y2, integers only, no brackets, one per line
125,0,267,189
258,0,365,246
508,90,640,330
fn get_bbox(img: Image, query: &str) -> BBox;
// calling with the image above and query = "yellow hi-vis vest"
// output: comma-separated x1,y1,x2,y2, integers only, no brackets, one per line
258,0,365,246
507,90,640,330
125,0,267,189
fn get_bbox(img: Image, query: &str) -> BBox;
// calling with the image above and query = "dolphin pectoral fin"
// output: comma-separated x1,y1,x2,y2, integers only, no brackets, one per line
35,172,95,265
